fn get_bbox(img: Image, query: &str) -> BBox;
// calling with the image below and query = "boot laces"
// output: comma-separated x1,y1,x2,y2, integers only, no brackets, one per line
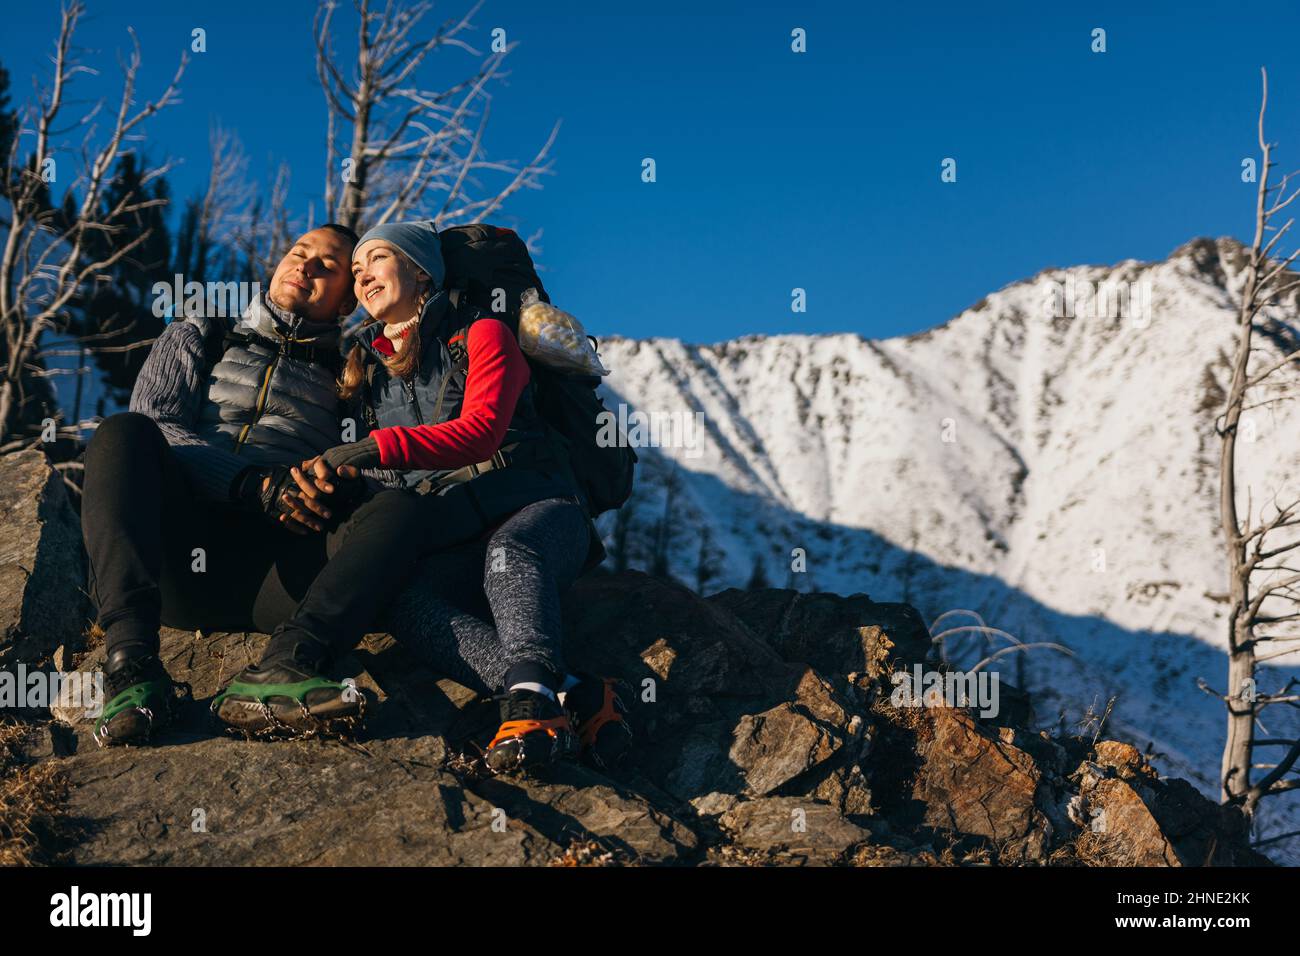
105,655,163,698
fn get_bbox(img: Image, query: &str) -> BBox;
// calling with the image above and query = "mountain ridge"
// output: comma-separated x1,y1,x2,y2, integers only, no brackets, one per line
590,234,1300,858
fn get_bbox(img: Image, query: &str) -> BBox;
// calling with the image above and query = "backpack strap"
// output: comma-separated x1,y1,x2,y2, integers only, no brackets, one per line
360,363,379,430
191,317,235,375
445,321,473,369
430,433,566,490
430,321,475,425
426,317,563,491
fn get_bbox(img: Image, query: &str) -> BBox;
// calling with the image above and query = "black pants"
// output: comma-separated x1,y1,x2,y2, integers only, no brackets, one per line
81,412,425,668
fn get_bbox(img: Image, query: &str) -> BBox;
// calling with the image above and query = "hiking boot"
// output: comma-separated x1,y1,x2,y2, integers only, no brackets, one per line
94,653,184,748
563,675,633,771
484,687,579,774
211,650,364,738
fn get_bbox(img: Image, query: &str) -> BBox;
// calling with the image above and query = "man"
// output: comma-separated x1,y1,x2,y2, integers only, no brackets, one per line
81,224,424,745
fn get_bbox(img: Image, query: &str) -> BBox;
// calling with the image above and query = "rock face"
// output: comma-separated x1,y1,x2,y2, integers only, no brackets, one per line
0,450,89,667
0,451,1273,866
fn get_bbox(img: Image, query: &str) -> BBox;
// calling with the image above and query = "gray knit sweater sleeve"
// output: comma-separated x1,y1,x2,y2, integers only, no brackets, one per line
128,320,250,503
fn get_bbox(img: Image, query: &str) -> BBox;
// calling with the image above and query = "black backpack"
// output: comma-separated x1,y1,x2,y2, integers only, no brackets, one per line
437,223,637,518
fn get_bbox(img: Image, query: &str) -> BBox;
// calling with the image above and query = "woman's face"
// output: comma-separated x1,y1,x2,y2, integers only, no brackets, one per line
351,240,428,323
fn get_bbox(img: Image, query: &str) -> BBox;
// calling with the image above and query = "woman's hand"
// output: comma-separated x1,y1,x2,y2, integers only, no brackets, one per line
320,436,382,471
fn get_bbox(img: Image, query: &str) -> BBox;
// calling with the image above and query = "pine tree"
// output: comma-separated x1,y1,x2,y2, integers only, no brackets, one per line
0,63,16,186
695,526,714,594
650,463,678,579
74,154,171,404
611,501,634,574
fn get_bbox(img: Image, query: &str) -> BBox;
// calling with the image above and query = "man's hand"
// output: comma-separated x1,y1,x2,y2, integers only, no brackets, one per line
274,457,363,533
246,465,312,534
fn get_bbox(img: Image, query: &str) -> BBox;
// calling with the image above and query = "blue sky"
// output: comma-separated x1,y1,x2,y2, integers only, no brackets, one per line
5,0,1300,342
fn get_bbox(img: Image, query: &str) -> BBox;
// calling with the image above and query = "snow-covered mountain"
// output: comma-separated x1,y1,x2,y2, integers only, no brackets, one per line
592,236,1300,859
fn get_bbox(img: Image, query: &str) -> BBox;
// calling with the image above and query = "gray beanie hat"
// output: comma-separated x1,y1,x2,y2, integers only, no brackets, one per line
353,220,445,290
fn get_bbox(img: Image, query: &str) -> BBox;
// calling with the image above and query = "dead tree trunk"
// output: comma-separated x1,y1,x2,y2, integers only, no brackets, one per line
1211,68,1300,817
313,0,558,234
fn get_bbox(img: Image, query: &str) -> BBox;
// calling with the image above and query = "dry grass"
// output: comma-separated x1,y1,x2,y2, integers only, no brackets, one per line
1048,828,1135,867
0,719,71,866
872,694,937,741
706,843,784,866
70,622,105,670
0,720,28,767
549,838,628,867
845,842,940,867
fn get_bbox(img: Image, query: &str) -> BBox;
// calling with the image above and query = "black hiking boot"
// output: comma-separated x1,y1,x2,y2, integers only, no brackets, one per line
94,652,186,748
211,642,364,739
484,687,579,775
563,674,633,771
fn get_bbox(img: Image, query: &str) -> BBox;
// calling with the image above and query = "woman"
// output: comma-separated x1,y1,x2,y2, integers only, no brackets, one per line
309,220,631,774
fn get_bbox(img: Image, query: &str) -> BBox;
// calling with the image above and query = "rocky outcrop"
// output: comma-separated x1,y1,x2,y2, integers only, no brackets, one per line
0,450,88,667
0,450,1273,866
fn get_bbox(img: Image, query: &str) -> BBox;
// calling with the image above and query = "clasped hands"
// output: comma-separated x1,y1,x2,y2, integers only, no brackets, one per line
241,437,380,534
261,457,363,535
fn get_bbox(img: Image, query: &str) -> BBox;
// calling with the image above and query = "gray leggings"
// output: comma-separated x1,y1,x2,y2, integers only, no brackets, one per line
382,495,592,693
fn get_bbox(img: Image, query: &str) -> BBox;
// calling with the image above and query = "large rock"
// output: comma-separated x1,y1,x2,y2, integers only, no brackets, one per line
558,574,874,808
0,450,90,666
719,797,874,864
903,708,1052,862
51,627,701,865
0,453,1276,867
1071,749,1268,867
729,701,841,796
707,588,931,682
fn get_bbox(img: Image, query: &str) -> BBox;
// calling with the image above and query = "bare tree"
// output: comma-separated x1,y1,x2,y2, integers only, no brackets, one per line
313,0,558,233
227,156,297,286
1208,68,1300,817
0,1,185,450
180,124,253,282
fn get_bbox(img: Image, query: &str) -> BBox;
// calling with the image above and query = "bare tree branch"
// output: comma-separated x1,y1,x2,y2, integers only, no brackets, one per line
0,1,187,445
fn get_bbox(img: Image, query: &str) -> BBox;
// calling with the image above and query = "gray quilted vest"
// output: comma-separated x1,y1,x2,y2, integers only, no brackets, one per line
191,294,344,465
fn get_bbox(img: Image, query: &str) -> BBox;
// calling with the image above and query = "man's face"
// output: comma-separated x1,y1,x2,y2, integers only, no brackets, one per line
269,228,357,323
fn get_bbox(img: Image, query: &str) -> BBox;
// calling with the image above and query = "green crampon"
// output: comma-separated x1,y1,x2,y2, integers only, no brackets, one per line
210,674,364,740
93,678,177,748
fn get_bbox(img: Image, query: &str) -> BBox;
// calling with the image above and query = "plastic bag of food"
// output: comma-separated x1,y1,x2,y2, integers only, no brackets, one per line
517,288,610,376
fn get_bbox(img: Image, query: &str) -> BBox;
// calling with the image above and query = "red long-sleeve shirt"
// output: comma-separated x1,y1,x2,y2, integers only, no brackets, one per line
370,318,530,470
